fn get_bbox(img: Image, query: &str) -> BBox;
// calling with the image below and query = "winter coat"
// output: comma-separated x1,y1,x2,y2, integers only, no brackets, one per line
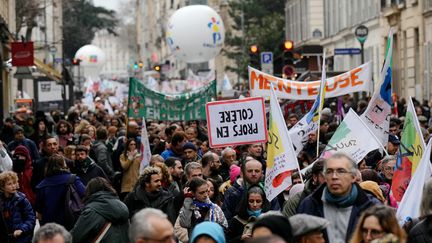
178,197,227,237
1,191,36,243
174,216,189,243
35,172,85,227
222,180,280,220
124,185,177,224
71,191,129,243
119,152,141,193
92,140,114,177
298,183,379,242
408,216,432,243
69,158,109,186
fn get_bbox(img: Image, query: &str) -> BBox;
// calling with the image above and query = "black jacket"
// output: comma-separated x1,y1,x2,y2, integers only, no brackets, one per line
408,216,432,243
124,185,177,224
92,140,114,177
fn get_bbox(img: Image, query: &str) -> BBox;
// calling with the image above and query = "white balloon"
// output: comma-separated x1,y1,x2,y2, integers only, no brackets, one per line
167,5,225,63
74,45,106,67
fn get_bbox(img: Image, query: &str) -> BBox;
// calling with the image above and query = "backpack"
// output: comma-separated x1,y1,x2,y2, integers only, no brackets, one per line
63,174,84,229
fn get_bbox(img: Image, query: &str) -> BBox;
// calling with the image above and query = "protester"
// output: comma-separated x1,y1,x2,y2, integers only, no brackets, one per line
129,208,175,243
11,145,36,205
35,154,85,229
0,171,36,243
70,145,108,185
32,137,60,190
251,214,293,242
164,157,184,193
227,185,270,242
298,153,379,242
7,125,40,163
119,138,141,198
71,177,129,242
124,166,177,223
179,177,227,237
349,205,406,243
190,221,226,243
32,223,72,243
289,214,328,243
201,152,223,185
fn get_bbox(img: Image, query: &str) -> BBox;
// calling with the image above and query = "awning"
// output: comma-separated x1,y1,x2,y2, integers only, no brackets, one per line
33,58,62,82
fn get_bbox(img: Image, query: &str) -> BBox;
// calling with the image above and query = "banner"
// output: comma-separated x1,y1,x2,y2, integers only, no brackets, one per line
360,29,394,147
127,78,217,120
265,83,301,201
139,121,152,173
249,62,372,100
321,109,385,163
396,139,432,225
206,97,268,148
392,98,425,202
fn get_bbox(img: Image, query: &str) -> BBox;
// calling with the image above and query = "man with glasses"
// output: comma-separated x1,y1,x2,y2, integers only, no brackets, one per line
129,208,176,243
298,153,379,243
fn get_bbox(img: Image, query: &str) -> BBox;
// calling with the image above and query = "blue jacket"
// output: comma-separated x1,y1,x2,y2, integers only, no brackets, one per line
298,183,379,242
35,172,85,226
1,191,36,243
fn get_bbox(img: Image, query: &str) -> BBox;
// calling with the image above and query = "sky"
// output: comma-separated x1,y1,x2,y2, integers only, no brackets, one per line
92,0,121,11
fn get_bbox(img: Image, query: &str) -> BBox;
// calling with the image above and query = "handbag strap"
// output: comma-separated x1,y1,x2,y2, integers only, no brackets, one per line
92,222,112,243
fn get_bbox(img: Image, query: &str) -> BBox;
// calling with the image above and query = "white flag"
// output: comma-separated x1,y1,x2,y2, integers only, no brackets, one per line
265,83,301,201
139,121,152,173
321,109,385,163
221,73,233,91
360,28,394,147
396,139,432,225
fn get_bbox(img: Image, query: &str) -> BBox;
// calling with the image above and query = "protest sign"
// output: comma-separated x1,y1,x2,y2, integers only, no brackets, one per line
249,62,372,100
127,78,217,121
265,84,301,201
206,97,267,147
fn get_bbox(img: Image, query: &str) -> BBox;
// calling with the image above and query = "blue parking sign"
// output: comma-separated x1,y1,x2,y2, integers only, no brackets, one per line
260,52,273,64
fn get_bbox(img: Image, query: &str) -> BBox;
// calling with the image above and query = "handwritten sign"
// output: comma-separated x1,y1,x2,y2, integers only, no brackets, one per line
206,97,268,147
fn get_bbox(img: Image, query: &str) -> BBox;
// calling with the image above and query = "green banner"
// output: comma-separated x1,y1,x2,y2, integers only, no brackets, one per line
127,78,217,121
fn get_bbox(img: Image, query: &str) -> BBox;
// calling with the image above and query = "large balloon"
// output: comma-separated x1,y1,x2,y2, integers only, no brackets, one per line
74,45,106,67
167,5,225,63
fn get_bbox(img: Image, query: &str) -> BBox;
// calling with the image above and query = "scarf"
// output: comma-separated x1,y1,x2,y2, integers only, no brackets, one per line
324,184,358,208
193,200,215,222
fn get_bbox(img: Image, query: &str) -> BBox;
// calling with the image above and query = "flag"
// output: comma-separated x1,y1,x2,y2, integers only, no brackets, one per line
392,97,426,202
336,96,345,124
360,28,394,147
265,83,301,201
396,139,432,225
289,53,327,154
139,121,152,173
321,109,385,163
221,73,233,91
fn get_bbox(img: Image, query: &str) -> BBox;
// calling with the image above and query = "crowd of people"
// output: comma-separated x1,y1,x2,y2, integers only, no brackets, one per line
0,95,432,243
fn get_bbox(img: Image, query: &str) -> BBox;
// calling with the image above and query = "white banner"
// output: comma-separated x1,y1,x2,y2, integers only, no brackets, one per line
206,97,268,148
249,62,372,100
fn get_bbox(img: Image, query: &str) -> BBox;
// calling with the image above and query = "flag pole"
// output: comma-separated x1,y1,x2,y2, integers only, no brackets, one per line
316,52,326,158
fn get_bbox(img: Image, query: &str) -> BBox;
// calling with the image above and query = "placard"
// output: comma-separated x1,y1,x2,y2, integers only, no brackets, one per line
206,97,267,147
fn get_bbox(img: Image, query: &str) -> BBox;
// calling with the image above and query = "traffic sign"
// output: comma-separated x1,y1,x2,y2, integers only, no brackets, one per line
260,52,273,64
355,25,368,44
334,48,361,55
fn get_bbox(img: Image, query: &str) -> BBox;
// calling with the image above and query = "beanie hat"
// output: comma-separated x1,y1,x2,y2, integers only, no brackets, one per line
183,142,197,151
360,181,386,203
13,125,24,134
229,164,241,183
289,214,329,237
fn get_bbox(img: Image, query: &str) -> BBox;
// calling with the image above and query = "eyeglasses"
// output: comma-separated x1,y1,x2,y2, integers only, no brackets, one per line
324,168,351,177
361,228,384,238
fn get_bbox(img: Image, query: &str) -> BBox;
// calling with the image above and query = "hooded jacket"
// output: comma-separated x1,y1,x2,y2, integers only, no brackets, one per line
71,191,129,243
12,145,36,206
